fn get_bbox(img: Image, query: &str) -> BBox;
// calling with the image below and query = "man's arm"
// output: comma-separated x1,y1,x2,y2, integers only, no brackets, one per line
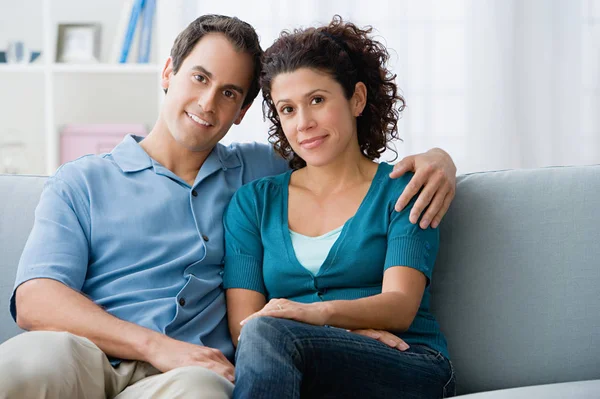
16,278,235,382
239,143,457,229
390,148,457,229
13,173,234,382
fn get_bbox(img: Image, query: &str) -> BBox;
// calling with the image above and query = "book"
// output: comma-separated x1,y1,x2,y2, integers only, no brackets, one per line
137,0,156,63
118,0,146,63
110,0,135,63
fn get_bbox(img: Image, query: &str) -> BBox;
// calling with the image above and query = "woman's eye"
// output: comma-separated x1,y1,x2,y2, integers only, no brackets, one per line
311,96,324,105
281,106,293,114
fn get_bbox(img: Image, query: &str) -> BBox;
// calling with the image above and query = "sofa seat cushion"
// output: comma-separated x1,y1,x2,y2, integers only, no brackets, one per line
455,379,600,398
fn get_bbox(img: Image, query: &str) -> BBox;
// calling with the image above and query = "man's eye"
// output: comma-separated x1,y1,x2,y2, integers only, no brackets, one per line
224,90,234,98
194,75,206,83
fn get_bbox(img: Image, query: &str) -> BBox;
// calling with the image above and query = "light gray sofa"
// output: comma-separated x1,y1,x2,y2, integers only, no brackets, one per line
1,166,599,397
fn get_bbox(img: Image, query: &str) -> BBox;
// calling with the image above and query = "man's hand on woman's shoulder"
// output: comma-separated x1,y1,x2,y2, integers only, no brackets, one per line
390,148,457,229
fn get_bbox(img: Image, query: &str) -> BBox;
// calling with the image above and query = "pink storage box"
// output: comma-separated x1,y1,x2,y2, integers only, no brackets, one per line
60,124,147,165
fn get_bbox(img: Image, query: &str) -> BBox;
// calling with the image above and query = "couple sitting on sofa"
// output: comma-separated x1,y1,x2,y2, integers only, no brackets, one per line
0,14,456,399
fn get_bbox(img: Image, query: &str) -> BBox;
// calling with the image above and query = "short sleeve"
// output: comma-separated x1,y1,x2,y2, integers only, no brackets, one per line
222,184,267,296
10,177,91,321
384,176,440,285
234,142,290,184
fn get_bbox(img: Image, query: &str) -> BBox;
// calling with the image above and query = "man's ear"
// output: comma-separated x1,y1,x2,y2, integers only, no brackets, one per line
234,102,252,125
161,57,174,92
352,82,367,117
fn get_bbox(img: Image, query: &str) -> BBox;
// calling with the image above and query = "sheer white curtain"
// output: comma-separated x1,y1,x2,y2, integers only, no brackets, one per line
176,0,600,173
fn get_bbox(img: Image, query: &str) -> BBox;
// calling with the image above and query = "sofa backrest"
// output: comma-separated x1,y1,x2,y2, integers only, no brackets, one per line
431,165,600,395
0,175,46,343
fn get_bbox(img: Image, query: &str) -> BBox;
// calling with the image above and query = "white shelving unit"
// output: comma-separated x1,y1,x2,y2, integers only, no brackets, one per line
0,0,185,175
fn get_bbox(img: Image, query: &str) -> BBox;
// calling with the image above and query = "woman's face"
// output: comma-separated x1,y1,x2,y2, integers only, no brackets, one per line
270,68,366,167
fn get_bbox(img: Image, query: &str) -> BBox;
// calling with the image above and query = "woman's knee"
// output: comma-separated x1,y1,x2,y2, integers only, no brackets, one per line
236,317,307,368
239,316,294,344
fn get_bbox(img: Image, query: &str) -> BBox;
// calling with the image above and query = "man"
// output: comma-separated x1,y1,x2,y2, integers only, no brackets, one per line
0,15,456,399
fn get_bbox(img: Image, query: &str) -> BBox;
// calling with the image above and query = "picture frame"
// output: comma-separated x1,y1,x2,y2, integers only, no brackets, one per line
56,23,101,63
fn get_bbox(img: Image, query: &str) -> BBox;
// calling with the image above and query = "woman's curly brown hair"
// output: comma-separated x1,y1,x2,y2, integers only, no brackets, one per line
260,15,405,170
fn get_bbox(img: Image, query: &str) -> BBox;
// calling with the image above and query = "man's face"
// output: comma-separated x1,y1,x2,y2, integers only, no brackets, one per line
160,33,255,153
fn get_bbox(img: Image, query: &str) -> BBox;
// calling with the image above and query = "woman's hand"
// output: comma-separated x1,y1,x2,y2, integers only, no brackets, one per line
239,300,410,353
390,147,457,229
240,298,330,327
350,329,410,351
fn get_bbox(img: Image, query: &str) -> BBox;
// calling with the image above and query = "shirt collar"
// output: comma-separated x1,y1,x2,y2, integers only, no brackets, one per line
110,135,242,174
111,135,153,173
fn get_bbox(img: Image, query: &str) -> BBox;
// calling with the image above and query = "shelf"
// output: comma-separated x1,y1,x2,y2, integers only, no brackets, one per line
52,64,162,74
0,64,162,74
0,64,46,73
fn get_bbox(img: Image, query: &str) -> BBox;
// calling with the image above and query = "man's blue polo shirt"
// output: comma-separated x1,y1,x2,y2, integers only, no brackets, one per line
10,135,288,361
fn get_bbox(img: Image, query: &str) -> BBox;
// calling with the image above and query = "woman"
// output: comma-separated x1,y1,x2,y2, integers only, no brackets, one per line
223,16,454,398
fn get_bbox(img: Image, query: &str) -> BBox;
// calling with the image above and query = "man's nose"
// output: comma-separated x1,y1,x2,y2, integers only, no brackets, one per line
197,89,218,113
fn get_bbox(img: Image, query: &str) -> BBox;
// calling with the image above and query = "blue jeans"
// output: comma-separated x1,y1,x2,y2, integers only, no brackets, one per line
233,317,455,398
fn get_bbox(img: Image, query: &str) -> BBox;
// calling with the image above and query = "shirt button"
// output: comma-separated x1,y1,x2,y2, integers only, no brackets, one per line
202,234,209,242
179,298,186,306
192,190,198,197
425,242,431,250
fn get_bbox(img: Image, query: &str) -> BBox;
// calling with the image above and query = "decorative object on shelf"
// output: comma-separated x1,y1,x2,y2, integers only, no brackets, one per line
30,51,42,63
56,23,101,63
5,41,30,64
111,0,156,64
60,124,147,165
0,140,26,174
0,51,42,64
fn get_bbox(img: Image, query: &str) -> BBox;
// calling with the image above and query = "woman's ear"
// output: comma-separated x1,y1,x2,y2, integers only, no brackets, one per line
352,82,367,117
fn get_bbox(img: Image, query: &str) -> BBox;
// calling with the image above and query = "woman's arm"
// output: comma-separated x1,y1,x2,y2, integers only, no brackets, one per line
226,288,266,347
240,174,437,332
319,266,426,331
222,184,271,346
240,265,426,332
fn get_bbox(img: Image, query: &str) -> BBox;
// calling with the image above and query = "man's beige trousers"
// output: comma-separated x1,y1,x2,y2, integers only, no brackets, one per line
0,331,234,398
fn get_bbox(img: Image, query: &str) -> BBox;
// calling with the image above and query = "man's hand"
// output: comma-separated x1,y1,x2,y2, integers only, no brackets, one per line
390,148,457,229
146,336,235,383
350,329,409,351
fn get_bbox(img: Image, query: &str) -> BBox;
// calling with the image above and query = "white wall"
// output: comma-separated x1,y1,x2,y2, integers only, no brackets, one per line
2,0,600,175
